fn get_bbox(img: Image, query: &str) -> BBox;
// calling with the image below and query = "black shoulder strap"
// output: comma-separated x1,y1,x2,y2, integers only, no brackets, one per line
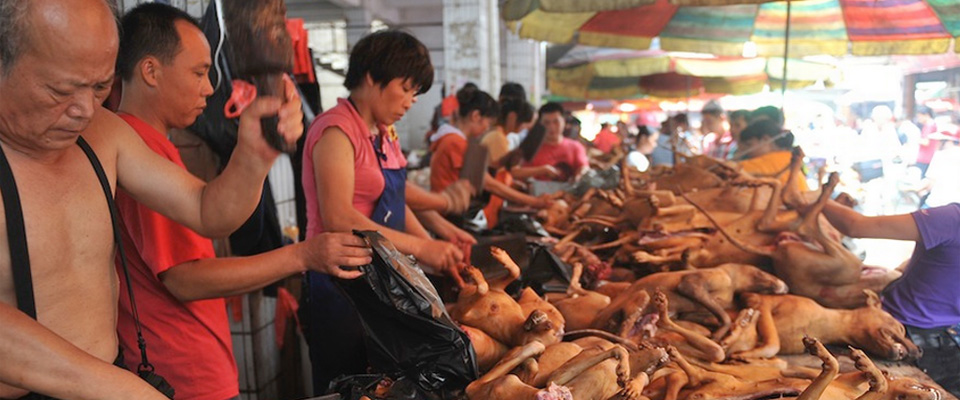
0,142,37,319
75,137,157,374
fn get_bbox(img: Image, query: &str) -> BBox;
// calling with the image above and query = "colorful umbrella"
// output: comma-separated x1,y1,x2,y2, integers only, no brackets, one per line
547,46,837,99
501,0,778,20
509,0,960,57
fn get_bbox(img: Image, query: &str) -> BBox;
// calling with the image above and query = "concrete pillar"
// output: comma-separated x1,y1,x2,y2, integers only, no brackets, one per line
502,29,545,107
443,0,500,95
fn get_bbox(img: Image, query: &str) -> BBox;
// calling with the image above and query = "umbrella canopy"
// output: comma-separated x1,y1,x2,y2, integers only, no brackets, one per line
510,0,960,57
547,46,837,99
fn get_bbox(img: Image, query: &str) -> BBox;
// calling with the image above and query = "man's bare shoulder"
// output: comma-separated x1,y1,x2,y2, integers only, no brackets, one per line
82,107,139,154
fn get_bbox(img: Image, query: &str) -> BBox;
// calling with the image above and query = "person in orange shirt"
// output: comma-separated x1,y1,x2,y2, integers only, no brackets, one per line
737,119,809,192
430,86,548,226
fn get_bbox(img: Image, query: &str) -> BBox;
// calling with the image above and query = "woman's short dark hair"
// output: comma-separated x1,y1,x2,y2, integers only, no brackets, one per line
117,3,200,82
456,84,498,119
749,106,784,127
498,98,532,125
344,30,433,95
740,119,793,149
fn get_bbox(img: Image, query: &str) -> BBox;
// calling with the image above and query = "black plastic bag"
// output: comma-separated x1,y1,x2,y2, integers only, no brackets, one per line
333,231,478,399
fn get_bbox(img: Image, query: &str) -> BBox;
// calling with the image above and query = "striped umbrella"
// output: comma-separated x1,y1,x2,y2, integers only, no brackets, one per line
546,46,837,99
509,0,960,57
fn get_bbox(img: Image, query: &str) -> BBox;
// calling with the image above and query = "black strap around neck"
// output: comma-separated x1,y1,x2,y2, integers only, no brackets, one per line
0,137,157,374
0,142,36,319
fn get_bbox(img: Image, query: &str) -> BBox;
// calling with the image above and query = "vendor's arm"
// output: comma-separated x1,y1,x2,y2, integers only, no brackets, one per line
510,164,561,180
160,233,371,302
822,200,919,241
117,79,303,238
404,204,432,239
406,184,448,211
0,305,168,400
415,210,477,245
314,127,464,271
483,173,550,208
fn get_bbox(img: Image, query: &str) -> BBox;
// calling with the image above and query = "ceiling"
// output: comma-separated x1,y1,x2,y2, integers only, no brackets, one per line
285,0,443,26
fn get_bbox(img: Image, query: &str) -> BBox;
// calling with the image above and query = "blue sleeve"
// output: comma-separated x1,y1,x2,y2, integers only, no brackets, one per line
912,204,960,250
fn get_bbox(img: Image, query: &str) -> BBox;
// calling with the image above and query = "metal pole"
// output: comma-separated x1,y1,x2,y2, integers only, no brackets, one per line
781,0,792,108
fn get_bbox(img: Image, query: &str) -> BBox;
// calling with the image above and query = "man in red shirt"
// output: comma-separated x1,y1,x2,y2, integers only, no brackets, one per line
114,5,371,400
512,102,589,182
592,123,621,154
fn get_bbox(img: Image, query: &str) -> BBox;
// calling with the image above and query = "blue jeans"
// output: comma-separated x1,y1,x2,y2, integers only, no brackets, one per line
906,324,960,397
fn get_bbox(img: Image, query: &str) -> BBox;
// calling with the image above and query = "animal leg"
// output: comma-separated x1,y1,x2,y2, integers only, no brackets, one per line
654,290,725,362
664,346,708,387
616,371,649,400
548,345,631,388
567,262,588,296
851,347,888,400
797,337,840,400
782,148,808,210
797,172,838,241
470,341,546,387
675,275,733,340
489,247,521,291
588,232,640,251
728,294,780,359
655,367,689,400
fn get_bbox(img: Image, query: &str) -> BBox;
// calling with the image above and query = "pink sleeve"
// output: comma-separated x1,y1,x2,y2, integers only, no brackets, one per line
304,113,358,165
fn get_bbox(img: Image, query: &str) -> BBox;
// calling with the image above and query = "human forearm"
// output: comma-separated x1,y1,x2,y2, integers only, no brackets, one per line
325,207,429,258
822,200,864,238
404,205,432,239
822,200,920,241
406,184,447,211
484,175,542,207
0,305,166,400
160,244,305,302
510,165,545,180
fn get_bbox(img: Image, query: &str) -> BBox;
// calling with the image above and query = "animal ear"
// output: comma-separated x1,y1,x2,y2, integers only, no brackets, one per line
863,290,882,308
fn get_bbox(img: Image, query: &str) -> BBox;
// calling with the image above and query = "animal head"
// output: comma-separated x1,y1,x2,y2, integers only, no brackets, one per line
519,309,563,346
851,290,922,361
886,377,942,400
632,342,669,375
537,199,570,226
721,263,789,294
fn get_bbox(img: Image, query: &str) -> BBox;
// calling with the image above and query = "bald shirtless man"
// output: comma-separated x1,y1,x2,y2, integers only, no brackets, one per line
0,0,303,398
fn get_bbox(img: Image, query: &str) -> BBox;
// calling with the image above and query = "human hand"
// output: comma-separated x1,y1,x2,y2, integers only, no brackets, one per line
237,75,304,163
439,225,477,247
441,179,474,214
299,232,372,279
416,239,464,275
538,165,562,180
534,194,555,209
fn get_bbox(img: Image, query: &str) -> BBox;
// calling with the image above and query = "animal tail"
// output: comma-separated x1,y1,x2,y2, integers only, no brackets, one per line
679,193,772,257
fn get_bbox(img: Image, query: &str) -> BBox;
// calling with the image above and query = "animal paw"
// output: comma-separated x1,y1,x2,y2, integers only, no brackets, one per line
804,337,838,372
849,347,886,392
616,384,643,400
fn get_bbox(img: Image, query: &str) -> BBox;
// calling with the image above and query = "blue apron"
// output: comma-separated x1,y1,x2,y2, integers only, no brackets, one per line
303,113,408,394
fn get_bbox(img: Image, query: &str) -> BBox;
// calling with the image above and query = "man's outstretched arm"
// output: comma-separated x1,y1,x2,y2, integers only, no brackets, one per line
822,200,919,241
116,79,304,238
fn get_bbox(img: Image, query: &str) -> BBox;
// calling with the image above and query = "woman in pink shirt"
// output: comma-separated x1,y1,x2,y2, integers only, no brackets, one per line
300,30,464,393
